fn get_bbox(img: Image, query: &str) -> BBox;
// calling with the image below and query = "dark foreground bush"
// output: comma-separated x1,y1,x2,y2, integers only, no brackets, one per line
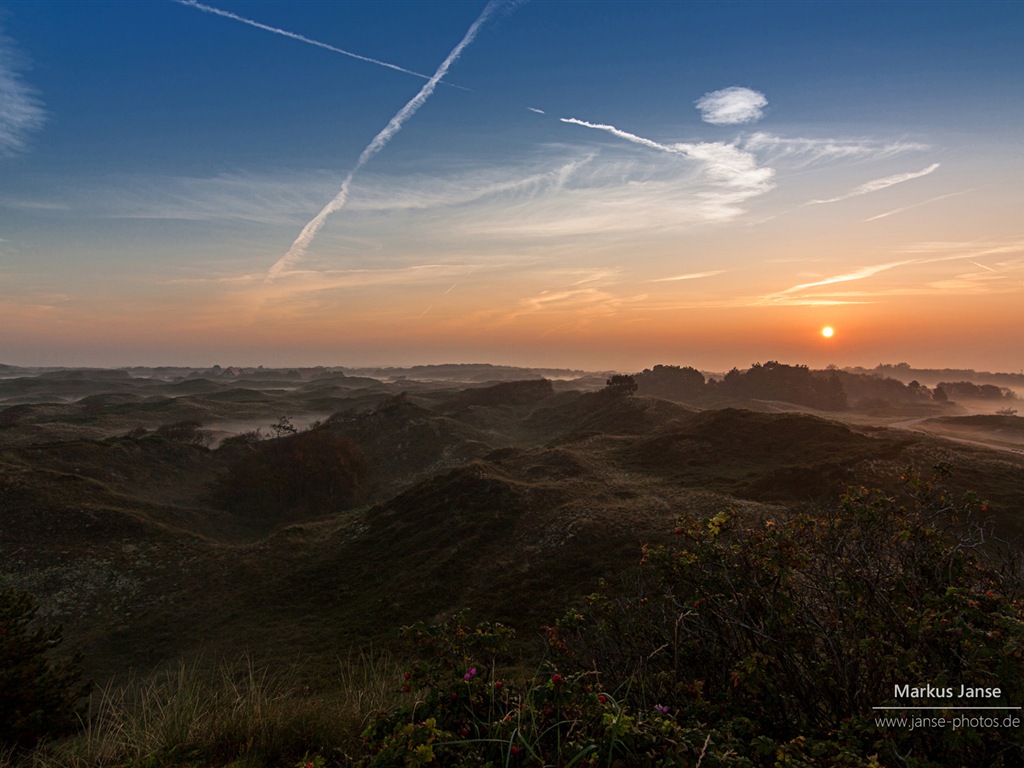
0,587,91,749
550,468,1024,766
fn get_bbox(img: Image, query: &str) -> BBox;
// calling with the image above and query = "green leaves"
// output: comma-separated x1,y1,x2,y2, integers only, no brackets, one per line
0,587,91,749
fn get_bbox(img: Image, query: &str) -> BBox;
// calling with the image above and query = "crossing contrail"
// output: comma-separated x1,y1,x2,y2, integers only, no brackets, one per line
176,0,451,85
264,0,504,282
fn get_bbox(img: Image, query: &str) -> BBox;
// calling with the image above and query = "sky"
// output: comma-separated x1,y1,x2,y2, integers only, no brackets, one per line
1,0,1022,373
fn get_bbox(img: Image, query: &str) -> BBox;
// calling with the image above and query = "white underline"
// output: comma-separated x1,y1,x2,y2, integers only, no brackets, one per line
873,706,1021,711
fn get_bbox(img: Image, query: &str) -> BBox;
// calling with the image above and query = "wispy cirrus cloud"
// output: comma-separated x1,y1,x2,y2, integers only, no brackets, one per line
559,117,774,220
756,240,1024,306
695,87,767,125
508,275,649,329
649,270,726,282
743,133,929,165
0,26,45,158
808,162,940,205
864,187,977,222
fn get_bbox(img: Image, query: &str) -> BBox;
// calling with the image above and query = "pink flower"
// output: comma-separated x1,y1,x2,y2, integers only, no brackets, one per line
463,666,477,682
550,673,563,687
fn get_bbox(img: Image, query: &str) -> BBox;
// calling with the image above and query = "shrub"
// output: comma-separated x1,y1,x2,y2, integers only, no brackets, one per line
155,420,213,447
551,468,1024,765
0,587,91,749
360,614,725,768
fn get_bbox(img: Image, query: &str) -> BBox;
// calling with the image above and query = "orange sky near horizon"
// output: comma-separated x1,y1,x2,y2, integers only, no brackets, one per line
2,3,1022,374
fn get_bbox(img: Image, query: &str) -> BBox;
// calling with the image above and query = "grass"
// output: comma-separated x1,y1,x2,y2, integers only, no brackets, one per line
11,650,404,768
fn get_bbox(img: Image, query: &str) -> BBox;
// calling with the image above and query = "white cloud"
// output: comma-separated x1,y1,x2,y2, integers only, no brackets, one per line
809,163,940,205
559,118,775,222
755,244,1024,306
650,270,725,282
744,133,928,164
864,188,976,222
0,27,45,158
695,87,767,125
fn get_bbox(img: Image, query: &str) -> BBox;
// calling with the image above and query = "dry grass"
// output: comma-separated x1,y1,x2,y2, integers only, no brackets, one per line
9,650,403,768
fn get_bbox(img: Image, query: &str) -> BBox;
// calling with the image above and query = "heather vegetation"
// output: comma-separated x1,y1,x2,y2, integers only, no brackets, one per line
7,471,1024,766
2,362,1024,767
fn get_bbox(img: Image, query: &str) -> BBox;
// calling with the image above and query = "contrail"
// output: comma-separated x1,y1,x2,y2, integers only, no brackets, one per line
560,117,685,156
264,0,504,282
809,163,941,205
177,0,454,85
864,187,976,222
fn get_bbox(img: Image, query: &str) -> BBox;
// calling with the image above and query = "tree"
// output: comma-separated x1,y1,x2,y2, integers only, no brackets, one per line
603,374,638,396
634,365,705,401
0,587,91,749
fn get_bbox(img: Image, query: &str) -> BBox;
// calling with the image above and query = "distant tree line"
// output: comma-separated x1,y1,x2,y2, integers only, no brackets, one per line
633,362,846,410
631,361,1018,411
935,381,1017,401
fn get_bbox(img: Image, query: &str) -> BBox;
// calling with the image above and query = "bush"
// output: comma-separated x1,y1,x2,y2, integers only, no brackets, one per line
0,587,91,749
360,614,727,768
551,468,1024,765
155,420,213,447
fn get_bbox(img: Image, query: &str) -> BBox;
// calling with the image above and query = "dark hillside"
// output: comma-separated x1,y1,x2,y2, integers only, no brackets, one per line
2,367,1024,684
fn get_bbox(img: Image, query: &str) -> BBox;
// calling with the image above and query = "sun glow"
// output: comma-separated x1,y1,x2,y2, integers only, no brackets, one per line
821,326,835,338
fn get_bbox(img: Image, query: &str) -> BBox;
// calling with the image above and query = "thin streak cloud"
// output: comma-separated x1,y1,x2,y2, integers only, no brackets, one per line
771,259,918,297
176,0,444,84
744,133,928,164
864,187,976,222
650,270,725,282
0,26,45,158
265,0,505,283
809,162,941,205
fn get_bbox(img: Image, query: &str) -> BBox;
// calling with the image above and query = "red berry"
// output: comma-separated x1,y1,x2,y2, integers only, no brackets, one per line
551,673,563,687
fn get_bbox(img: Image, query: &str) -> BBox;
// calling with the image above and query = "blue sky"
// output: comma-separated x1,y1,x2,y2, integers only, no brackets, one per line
1,1,1022,371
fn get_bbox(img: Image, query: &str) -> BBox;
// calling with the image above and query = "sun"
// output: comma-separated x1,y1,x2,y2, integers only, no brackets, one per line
821,326,835,338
